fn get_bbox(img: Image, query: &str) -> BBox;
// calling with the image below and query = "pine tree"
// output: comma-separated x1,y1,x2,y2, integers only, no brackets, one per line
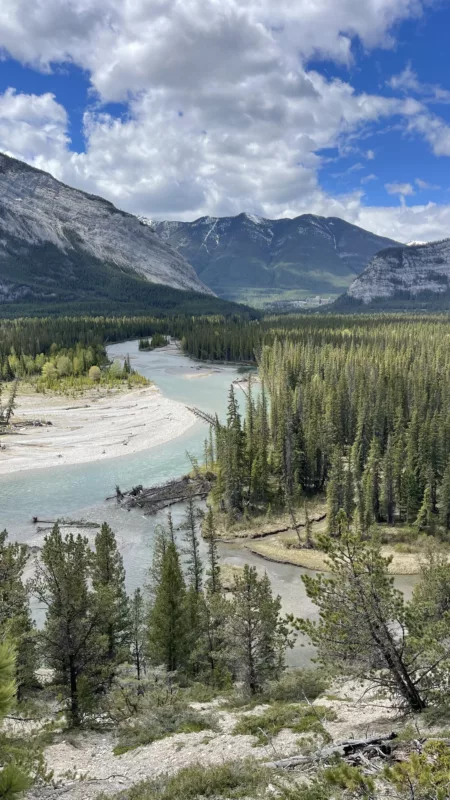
147,542,188,673
130,588,146,682
204,506,221,594
91,523,130,686
147,523,170,598
298,526,427,713
181,495,203,593
0,531,37,699
31,525,101,726
227,566,291,694
0,641,31,798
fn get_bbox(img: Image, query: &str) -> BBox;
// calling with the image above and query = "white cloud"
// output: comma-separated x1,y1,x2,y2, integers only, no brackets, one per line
1,0,450,246
0,0,427,102
388,62,450,104
361,173,377,183
408,113,450,156
385,182,415,196
415,177,440,190
0,88,69,161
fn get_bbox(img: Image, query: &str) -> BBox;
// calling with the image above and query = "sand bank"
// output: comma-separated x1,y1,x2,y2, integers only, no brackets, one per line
0,385,195,475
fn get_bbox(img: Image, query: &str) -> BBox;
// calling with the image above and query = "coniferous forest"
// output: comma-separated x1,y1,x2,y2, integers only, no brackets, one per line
5,312,450,798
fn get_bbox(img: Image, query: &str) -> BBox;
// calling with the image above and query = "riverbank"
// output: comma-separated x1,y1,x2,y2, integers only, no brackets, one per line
0,384,196,475
212,504,443,575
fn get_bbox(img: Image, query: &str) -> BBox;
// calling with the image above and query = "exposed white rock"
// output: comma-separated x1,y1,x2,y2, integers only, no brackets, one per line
0,154,213,296
347,239,450,303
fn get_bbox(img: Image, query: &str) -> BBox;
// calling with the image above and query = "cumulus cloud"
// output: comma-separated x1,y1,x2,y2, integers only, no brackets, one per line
0,88,69,162
1,0,450,243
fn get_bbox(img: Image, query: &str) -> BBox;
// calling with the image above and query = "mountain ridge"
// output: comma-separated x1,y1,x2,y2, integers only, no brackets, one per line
335,237,450,310
0,153,214,311
150,212,401,305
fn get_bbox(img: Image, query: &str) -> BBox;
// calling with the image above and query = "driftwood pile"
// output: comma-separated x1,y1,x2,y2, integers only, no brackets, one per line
110,473,216,515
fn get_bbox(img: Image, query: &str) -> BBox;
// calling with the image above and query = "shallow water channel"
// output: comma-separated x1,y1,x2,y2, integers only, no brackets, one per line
0,341,416,666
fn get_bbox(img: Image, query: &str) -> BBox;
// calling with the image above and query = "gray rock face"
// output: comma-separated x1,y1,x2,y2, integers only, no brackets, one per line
0,154,212,303
347,239,450,304
150,212,400,300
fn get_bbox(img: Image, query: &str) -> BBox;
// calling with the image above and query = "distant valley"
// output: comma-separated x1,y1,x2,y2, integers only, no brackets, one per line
151,212,400,307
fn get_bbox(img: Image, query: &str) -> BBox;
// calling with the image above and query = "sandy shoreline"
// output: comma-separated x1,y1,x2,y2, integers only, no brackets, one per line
0,385,196,475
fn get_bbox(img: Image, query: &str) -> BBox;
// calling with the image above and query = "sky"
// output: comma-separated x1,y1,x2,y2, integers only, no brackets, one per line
0,1,450,242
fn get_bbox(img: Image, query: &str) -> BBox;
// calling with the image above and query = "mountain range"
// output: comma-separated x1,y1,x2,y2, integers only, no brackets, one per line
3,152,449,316
151,213,400,306
0,153,235,318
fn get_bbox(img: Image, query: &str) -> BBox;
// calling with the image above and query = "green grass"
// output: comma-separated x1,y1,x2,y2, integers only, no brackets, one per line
97,760,269,800
232,703,335,744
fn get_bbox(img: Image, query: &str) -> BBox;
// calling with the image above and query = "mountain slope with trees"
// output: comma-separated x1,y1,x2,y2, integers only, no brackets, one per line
151,213,400,305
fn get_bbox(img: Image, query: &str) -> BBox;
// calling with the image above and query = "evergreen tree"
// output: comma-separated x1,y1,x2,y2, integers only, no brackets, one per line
147,542,188,673
130,588,146,682
361,437,382,530
381,434,395,524
147,523,170,598
181,495,203,593
0,641,31,798
31,525,101,726
227,566,291,694
439,461,450,532
0,531,36,699
326,447,346,536
204,506,221,594
91,523,130,685
414,481,435,532
298,526,427,713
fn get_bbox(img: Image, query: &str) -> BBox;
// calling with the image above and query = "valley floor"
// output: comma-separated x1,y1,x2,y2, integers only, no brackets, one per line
0,385,195,475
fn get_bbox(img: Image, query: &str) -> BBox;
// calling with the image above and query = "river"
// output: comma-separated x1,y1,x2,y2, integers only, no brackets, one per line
0,340,416,666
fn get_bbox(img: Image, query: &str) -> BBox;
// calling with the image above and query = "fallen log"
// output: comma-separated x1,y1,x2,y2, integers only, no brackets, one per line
266,732,398,769
248,514,327,540
110,473,216,515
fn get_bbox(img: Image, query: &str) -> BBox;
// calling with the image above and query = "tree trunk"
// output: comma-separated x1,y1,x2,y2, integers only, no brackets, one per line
69,655,79,727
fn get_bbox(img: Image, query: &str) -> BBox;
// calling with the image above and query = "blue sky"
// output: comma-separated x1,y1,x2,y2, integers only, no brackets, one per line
0,0,450,242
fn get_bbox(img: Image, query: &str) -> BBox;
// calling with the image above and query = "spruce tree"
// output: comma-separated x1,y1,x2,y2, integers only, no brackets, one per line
381,434,395,524
32,525,101,726
181,495,203,593
439,462,450,532
91,523,130,685
147,542,188,673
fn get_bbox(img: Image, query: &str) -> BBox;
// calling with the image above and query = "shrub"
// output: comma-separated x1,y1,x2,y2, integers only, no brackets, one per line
113,705,219,755
99,760,268,800
232,703,335,744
